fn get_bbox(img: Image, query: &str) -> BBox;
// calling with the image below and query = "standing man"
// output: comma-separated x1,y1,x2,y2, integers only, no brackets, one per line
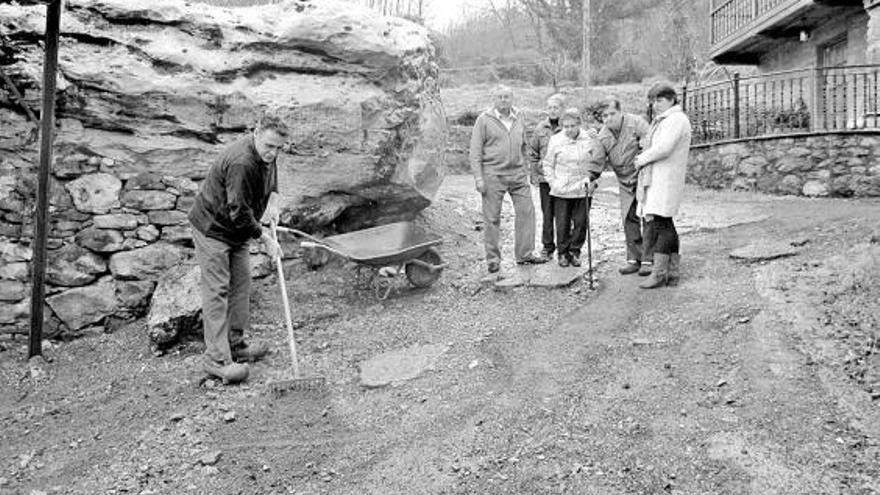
528,94,565,260
188,112,286,384
593,99,652,276
469,85,548,273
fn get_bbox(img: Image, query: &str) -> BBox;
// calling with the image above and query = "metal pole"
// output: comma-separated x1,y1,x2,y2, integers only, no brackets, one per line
581,0,591,104
585,193,594,290
29,0,62,359
733,72,741,138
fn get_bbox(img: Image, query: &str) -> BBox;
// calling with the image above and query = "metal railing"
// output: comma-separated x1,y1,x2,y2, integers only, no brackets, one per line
711,0,792,45
684,64,880,144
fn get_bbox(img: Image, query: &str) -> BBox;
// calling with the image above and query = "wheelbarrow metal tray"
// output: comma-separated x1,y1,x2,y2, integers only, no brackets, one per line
321,221,442,266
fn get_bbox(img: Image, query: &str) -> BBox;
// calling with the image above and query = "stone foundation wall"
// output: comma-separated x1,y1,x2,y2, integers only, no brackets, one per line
687,132,880,197
0,151,274,338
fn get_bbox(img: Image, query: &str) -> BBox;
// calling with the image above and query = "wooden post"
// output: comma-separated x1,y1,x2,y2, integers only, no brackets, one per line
29,0,62,359
733,72,741,139
581,0,591,104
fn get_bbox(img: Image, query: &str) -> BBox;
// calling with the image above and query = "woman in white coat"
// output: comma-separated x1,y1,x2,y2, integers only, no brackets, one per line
634,83,692,288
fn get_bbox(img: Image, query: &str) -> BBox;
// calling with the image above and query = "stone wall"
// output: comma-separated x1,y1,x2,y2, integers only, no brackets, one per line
688,132,880,197
0,155,278,337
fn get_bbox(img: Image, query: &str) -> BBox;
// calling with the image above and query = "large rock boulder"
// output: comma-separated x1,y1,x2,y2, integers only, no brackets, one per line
1,0,446,231
147,263,202,353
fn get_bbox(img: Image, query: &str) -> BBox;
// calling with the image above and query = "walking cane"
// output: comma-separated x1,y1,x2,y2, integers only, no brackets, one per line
585,180,595,290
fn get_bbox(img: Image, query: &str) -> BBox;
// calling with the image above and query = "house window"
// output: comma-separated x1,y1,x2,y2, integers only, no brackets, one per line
819,35,847,68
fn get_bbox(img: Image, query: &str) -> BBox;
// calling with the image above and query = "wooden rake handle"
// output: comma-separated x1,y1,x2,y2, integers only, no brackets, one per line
271,222,300,378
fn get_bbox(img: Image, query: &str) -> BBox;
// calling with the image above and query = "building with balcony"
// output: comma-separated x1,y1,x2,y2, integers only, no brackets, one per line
686,0,880,197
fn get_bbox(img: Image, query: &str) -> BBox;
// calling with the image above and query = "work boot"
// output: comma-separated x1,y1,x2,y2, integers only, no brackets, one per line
558,256,570,267
638,261,653,276
487,261,500,273
639,254,669,289
569,255,582,267
232,341,270,362
202,356,249,384
667,253,681,286
541,248,555,260
619,260,640,275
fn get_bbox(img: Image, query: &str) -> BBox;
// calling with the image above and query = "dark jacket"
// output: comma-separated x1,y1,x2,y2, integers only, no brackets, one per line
188,134,277,246
527,117,561,185
596,113,650,191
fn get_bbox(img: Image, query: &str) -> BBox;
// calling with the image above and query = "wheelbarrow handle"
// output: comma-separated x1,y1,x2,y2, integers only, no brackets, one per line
300,240,348,260
274,226,324,244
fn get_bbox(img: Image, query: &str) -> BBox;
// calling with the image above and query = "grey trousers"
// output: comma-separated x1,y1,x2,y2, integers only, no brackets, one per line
481,173,536,263
192,228,251,363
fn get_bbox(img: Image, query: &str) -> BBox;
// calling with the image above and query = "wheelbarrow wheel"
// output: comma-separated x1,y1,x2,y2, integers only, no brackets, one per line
405,248,443,288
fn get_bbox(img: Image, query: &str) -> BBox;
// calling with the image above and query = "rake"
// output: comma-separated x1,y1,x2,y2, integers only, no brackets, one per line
266,222,326,396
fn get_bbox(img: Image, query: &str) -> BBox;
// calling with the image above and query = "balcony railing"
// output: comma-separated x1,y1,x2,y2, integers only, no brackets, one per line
711,0,792,45
684,64,880,145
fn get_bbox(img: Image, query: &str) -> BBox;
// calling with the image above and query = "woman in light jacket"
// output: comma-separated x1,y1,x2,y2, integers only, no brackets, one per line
543,108,604,267
634,83,692,288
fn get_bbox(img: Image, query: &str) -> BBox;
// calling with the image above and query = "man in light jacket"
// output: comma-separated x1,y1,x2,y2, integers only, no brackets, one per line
469,85,548,273
634,82,692,289
528,94,565,260
594,99,652,276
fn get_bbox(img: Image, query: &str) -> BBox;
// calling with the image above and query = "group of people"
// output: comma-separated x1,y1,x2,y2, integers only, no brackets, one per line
188,82,693,384
469,83,692,287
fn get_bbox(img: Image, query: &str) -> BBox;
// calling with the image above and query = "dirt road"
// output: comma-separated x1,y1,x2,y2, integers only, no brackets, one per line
1,174,879,494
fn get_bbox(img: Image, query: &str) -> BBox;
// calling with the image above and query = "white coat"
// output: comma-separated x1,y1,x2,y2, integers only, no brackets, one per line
636,105,692,218
542,129,604,199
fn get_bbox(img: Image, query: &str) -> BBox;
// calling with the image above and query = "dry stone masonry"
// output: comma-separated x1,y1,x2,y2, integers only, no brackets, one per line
688,133,880,197
0,0,446,341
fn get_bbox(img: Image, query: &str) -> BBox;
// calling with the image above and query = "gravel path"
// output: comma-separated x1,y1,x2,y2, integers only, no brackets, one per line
1,175,878,494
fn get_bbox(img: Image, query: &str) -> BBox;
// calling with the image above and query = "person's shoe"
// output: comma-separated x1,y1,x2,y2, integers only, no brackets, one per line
569,255,582,267
619,261,640,275
667,253,681,286
487,261,500,273
232,341,270,362
516,253,549,265
558,256,570,267
639,254,669,289
541,248,555,260
638,262,653,276
202,356,249,384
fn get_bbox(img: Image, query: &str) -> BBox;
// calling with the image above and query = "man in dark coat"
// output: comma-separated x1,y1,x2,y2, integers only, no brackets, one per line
528,94,565,260
188,113,287,383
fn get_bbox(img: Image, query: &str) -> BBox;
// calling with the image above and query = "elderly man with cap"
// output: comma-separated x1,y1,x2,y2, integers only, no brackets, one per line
528,93,566,260
591,98,652,276
469,85,548,273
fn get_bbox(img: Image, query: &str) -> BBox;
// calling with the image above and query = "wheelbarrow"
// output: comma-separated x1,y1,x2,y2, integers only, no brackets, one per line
277,221,446,300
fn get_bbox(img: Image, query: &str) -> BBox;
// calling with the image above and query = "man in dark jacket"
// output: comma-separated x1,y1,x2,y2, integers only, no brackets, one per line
528,94,565,260
188,113,286,383
469,85,547,273
593,99,652,275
